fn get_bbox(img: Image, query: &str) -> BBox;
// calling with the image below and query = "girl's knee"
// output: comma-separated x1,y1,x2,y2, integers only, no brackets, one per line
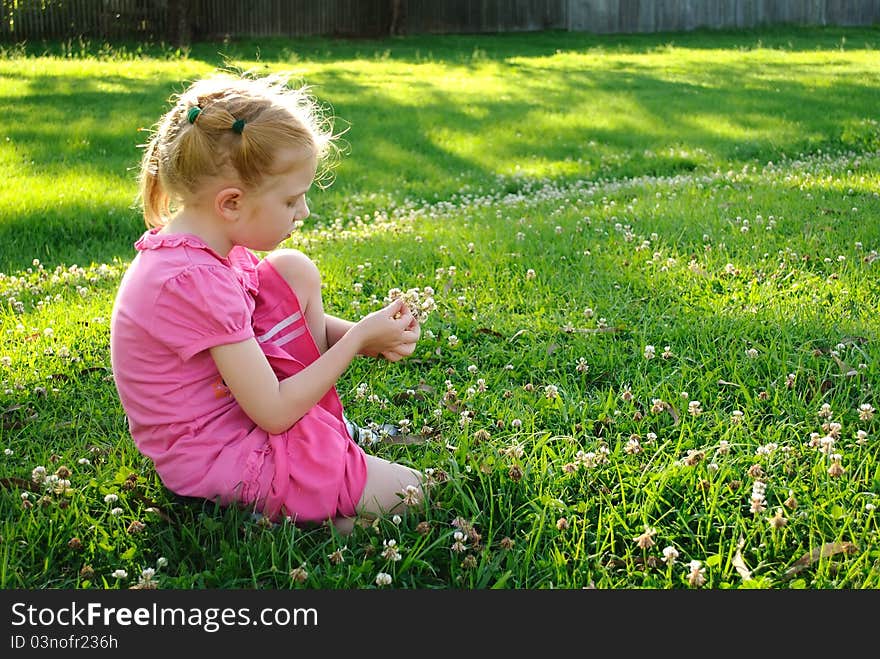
265,249,321,291
402,465,424,489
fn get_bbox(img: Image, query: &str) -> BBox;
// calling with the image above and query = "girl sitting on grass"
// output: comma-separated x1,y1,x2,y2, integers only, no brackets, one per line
110,72,424,534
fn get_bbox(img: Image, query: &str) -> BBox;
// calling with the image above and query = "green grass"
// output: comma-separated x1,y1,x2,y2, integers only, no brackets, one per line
1,26,879,589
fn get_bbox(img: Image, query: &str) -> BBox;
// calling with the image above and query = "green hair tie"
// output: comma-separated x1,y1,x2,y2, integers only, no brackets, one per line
231,118,246,135
186,106,201,124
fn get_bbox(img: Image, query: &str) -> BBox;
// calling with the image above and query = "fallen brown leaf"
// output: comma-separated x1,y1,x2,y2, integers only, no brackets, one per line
569,327,624,334
382,434,429,446
666,402,681,426
830,354,859,377
0,477,39,493
732,536,752,581
391,387,428,404
784,541,858,579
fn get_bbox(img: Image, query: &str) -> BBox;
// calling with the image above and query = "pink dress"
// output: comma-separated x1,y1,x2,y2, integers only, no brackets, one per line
109,228,367,523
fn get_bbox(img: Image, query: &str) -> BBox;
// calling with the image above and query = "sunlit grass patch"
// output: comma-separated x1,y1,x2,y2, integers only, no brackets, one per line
1,27,878,589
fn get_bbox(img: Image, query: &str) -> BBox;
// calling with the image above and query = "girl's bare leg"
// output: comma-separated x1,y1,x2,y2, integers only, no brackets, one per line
333,455,424,535
265,249,329,353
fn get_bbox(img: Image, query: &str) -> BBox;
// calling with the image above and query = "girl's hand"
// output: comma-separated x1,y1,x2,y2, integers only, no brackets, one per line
381,316,421,362
353,298,419,359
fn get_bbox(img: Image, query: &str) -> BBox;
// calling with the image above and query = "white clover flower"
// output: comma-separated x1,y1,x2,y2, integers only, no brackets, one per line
859,404,875,421
686,560,706,587
750,479,767,514
392,514,402,525
525,268,536,280
401,485,421,507
745,348,759,359
3,448,12,456
687,400,702,416
643,345,656,359
634,526,656,549
624,437,642,454
447,334,459,348
156,557,168,569
756,442,777,456
382,539,402,562
375,572,392,586
104,493,118,504
662,546,679,566
768,508,787,529
451,531,468,553
111,569,128,580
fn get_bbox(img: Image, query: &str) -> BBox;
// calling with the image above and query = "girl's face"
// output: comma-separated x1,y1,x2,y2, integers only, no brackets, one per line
235,149,317,252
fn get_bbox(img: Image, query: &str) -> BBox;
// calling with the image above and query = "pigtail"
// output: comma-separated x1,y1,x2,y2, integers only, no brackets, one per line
138,134,169,228
176,99,219,189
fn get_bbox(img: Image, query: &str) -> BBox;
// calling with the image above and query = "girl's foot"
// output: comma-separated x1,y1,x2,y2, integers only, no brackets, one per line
343,416,425,445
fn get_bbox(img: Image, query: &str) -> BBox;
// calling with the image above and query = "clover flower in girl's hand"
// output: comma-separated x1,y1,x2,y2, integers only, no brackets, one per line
385,286,437,323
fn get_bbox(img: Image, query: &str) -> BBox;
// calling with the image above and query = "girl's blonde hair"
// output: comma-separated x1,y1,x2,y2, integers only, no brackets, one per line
138,71,340,228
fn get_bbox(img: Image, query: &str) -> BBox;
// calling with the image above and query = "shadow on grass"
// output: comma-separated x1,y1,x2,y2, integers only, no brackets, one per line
2,26,879,272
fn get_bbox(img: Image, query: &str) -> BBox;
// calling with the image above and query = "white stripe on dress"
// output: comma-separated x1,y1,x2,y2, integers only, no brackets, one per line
272,326,307,348
256,311,302,343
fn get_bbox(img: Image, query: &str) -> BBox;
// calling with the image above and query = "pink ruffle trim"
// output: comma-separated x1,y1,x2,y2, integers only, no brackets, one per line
134,228,260,296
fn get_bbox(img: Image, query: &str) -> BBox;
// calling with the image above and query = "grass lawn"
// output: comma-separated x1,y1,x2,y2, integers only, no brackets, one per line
0,26,878,589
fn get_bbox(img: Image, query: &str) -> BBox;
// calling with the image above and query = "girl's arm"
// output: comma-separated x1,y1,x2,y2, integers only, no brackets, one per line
325,314,354,349
210,299,416,435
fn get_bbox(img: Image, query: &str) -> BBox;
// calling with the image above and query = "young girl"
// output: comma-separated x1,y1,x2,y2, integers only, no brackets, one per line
110,72,424,534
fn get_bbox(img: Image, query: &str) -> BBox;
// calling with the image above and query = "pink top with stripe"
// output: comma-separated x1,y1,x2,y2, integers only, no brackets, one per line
109,229,367,521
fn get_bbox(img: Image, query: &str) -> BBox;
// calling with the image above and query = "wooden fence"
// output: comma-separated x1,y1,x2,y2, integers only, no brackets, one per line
1,0,878,43
567,0,880,33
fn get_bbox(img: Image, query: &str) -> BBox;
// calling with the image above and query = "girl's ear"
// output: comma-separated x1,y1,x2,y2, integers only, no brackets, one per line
215,187,243,222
